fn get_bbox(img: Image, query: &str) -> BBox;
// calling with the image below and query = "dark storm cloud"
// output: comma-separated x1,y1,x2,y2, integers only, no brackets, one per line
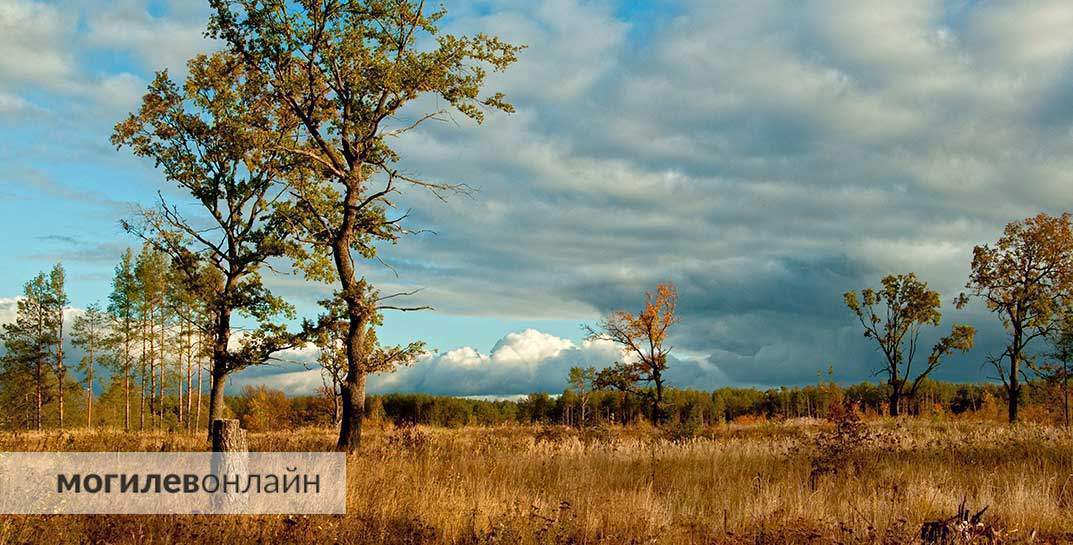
344,0,1073,389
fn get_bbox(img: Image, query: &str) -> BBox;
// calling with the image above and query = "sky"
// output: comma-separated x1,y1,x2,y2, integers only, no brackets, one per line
3,0,1073,397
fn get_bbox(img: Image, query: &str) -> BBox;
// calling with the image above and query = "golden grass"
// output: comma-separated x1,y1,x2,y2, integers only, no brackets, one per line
1,419,1072,544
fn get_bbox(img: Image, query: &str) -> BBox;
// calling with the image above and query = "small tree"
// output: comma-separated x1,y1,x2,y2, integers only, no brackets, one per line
1039,310,1073,429
586,283,679,423
1,273,54,429
844,273,975,416
567,366,596,430
313,296,348,427
72,303,109,427
107,249,138,431
311,293,427,435
958,212,1073,424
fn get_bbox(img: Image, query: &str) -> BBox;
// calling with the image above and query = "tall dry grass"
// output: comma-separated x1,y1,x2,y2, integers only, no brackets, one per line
0,419,1071,544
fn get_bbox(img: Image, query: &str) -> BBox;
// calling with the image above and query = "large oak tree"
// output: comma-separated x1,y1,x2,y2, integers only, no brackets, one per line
959,212,1073,424
208,0,522,450
113,52,302,438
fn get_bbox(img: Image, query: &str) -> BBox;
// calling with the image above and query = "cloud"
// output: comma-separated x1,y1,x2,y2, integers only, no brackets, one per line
233,328,732,397
0,92,37,116
0,0,76,90
83,0,216,76
339,0,1073,388
8,0,1073,393
0,297,20,326
0,0,214,125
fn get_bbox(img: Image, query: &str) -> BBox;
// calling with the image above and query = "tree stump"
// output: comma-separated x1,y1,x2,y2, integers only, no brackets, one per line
210,419,248,512
211,419,247,453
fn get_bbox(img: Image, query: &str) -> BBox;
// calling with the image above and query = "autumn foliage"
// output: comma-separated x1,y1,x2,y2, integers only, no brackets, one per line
587,283,679,421
959,212,1073,423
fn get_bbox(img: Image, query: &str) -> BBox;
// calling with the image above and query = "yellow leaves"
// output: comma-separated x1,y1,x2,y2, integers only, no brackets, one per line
948,324,976,351
842,291,860,312
846,274,944,336
598,284,678,355
965,212,1073,330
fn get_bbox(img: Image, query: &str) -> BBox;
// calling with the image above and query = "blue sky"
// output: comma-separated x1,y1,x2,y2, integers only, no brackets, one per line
4,0,1073,396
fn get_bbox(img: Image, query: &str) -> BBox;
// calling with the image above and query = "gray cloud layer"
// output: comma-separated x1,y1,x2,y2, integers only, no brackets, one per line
353,0,1073,390
5,0,1073,395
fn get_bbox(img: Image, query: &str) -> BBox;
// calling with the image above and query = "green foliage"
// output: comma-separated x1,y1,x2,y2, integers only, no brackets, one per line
207,0,522,282
844,273,975,415
1,264,68,429
113,51,302,379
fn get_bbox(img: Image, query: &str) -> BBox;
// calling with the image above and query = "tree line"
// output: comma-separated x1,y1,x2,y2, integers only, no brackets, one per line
1,249,211,433
223,378,1062,432
573,213,1073,428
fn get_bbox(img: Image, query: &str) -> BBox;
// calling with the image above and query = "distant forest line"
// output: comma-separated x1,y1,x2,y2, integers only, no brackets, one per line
8,375,1060,433
228,378,1073,431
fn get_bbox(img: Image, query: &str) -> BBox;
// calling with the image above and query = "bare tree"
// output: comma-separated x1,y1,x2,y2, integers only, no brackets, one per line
568,366,596,430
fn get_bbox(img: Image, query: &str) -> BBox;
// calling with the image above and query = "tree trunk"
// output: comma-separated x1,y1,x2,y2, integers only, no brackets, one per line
157,310,164,429
888,384,902,417
338,369,367,452
206,303,232,441
210,419,248,512
1009,335,1021,424
124,371,130,432
185,327,193,430
1008,380,1020,424
207,368,228,441
140,316,146,431
86,348,94,427
653,374,665,423
336,305,369,452
331,178,377,452
35,360,42,431
1064,371,1070,430
149,303,156,429
56,317,64,429
57,366,65,429
178,324,184,426
196,357,203,434
123,332,130,431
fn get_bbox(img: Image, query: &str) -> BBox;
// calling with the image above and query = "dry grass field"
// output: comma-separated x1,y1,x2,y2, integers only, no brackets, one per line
1,418,1072,544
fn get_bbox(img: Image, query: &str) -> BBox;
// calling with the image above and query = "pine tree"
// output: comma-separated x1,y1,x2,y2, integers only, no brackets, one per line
72,303,109,428
1,273,53,429
107,249,138,431
46,263,68,428
134,246,167,430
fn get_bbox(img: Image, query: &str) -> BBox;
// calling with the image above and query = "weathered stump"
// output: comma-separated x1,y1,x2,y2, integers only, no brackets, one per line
211,419,247,453
210,419,248,512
